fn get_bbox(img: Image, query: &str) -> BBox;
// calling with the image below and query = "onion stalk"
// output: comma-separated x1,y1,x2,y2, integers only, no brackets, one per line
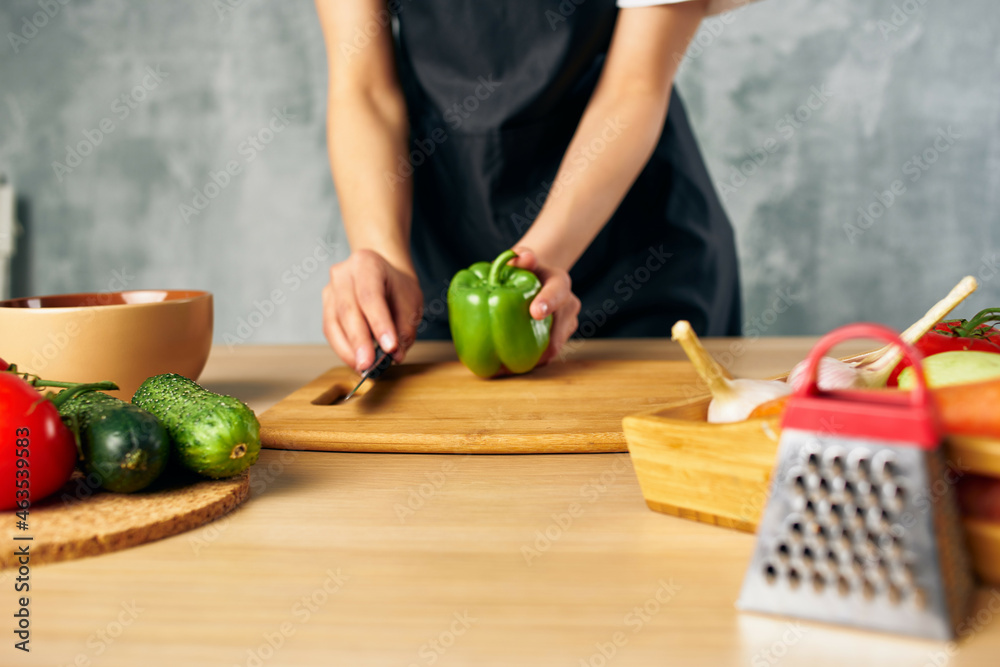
671,320,791,423
788,276,979,390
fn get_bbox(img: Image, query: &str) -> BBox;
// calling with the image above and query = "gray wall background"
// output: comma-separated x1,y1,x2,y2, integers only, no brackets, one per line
1,0,998,344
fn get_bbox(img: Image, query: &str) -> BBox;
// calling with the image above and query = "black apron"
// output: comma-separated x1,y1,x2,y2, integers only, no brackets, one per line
392,0,742,339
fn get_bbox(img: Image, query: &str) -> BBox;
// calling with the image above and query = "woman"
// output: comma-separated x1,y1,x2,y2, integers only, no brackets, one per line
317,0,745,372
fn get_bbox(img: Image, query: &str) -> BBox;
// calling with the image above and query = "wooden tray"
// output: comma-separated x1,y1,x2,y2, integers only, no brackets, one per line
0,469,249,568
259,360,703,453
622,394,1000,583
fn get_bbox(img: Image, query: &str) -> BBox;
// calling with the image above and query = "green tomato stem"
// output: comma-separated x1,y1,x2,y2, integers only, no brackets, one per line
46,381,120,408
956,307,1000,337
31,379,115,389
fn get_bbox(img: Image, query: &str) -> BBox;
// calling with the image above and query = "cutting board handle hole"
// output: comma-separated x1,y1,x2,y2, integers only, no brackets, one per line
311,384,351,406
311,381,371,406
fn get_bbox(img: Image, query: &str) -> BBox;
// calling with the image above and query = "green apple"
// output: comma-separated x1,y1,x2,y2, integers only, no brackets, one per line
899,350,1000,389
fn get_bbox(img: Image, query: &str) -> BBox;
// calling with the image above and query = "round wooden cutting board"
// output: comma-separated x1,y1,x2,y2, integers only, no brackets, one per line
0,469,250,568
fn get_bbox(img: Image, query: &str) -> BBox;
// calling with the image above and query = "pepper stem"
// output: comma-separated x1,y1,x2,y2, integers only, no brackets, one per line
488,250,519,286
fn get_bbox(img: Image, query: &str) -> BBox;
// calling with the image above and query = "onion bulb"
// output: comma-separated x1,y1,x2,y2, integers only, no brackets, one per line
787,356,865,392
671,320,792,424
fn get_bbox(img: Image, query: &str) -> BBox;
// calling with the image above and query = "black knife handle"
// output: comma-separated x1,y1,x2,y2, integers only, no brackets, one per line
367,343,394,381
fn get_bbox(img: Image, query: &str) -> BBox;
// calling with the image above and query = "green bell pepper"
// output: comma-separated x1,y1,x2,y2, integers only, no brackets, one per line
447,249,553,378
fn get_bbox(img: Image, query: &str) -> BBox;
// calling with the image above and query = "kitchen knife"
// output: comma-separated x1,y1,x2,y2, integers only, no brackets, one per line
342,343,394,402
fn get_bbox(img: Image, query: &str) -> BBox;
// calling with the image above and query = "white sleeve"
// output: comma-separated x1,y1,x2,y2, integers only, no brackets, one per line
617,0,759,16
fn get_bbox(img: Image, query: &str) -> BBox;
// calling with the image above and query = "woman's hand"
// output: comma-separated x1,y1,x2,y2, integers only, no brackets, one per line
322,249,424,372
509,247,581,365
317,0,419,371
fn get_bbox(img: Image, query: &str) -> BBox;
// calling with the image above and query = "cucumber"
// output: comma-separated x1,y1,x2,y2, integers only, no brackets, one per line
132,373,260,479
59,391,170,493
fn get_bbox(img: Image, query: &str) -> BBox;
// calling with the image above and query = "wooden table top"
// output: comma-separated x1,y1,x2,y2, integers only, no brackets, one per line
13,339,1000,666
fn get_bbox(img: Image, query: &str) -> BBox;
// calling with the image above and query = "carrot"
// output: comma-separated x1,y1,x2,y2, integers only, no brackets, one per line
748,395,789,419
746,379,1000,439
932,378,1000,438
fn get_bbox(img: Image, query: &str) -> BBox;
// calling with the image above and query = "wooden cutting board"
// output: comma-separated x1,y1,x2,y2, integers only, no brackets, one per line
0,470,249,569
259,360,702,453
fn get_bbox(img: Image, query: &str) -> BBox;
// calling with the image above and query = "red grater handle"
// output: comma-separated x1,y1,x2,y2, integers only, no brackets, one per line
783,323,940,448
794,323,932,406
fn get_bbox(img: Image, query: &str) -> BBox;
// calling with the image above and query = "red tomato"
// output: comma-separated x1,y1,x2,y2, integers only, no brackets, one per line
887,321,1000,386
1,373,77,511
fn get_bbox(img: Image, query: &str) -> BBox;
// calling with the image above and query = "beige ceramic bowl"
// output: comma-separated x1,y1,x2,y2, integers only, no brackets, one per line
0,290,213,399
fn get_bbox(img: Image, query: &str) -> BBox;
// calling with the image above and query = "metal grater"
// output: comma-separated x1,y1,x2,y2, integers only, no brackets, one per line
737,323,976,641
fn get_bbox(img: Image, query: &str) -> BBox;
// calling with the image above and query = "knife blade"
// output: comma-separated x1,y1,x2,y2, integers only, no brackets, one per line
342,343,394,402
